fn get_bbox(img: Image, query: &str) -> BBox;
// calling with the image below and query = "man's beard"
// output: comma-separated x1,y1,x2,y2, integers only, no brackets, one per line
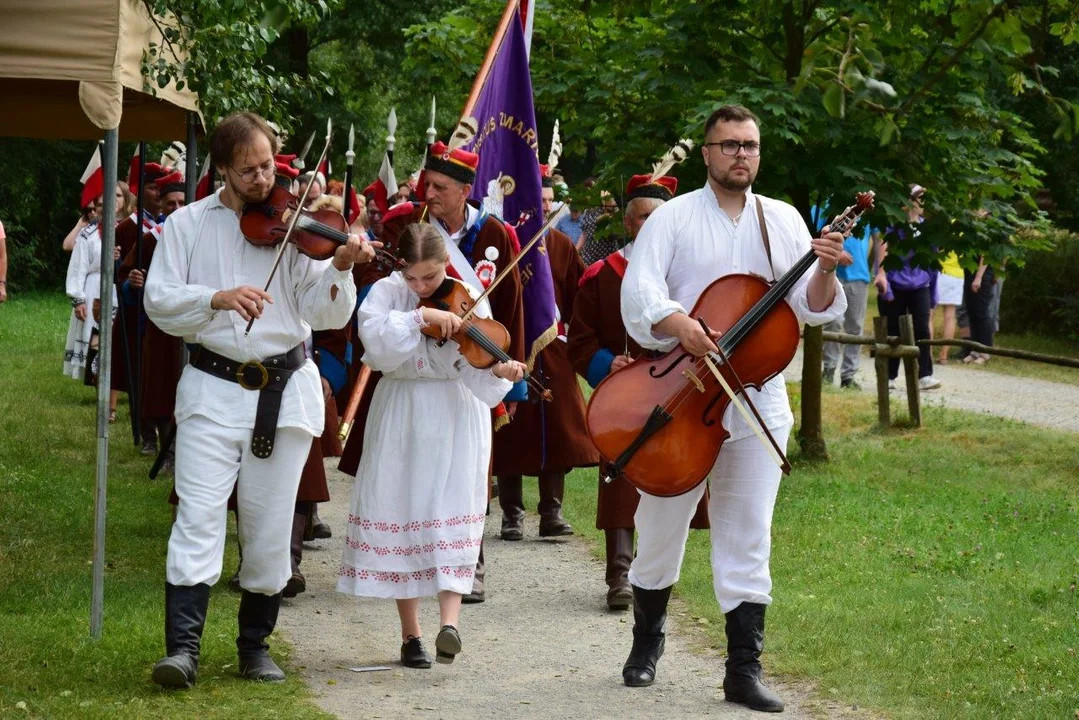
709,163,757,192
227,177,272,205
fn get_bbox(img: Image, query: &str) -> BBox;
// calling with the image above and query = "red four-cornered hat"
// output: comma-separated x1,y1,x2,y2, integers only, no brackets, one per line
425,141,478,185
625,174,677,203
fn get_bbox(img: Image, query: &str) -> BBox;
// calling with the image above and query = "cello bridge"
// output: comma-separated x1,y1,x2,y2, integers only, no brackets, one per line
682,369,705,393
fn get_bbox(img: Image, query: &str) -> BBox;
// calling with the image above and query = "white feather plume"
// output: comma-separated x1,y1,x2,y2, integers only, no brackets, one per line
649,138,694,182
546,119,562,171
448,116,479,151
160,140,187,173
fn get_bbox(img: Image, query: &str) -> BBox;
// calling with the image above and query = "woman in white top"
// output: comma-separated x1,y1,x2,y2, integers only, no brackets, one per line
62,216,119,392
337,223,525,668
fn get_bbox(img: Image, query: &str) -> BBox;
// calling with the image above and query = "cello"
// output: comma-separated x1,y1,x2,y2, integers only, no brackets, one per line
586,191,875,497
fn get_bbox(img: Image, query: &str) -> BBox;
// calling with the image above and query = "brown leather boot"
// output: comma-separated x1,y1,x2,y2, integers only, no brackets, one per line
462,541,485,604
283,511,306,598
605,528,634,610
310,505,332,539
538,471,573,537
497,475,525,540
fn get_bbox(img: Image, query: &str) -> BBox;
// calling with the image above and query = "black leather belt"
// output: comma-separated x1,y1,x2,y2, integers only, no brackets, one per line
189,344,306,459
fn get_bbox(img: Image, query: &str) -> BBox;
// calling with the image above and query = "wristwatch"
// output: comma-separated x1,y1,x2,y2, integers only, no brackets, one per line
817,264,837,275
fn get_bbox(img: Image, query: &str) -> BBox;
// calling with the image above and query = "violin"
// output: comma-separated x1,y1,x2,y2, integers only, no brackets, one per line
586,191,875,497
419,277,553,402
240,185,400,273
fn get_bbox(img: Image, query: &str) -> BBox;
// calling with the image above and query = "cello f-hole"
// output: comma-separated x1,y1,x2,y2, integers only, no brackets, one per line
649,352,693,379
701,391,724,426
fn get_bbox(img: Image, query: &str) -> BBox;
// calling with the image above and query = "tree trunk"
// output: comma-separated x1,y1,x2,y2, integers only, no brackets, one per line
287,27,310,78
798,324,828,460
782,0,806,82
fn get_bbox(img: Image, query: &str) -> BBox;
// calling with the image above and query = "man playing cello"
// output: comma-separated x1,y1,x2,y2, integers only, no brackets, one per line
618,105,847,712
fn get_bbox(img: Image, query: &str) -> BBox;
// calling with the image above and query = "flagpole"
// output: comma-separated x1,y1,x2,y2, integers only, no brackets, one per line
460,0,520,119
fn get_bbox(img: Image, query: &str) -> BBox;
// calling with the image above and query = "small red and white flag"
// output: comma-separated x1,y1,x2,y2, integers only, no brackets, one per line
195,155,214,201
79,144,105,210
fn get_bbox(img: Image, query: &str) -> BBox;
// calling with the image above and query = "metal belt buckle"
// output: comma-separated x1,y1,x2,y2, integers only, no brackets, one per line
236,361,269,390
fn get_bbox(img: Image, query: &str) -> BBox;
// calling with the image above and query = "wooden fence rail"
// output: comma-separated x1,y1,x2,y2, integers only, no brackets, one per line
816,315,1079,429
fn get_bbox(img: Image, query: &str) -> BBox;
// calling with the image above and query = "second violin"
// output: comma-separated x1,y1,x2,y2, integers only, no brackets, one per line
420,277,552,402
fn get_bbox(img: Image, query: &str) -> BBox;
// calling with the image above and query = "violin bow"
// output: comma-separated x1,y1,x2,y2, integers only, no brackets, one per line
456,202,570,325
244,118,334,336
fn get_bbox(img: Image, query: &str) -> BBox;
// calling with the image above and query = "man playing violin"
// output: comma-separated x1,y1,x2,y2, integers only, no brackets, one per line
144,111,377,689
618,105,847,712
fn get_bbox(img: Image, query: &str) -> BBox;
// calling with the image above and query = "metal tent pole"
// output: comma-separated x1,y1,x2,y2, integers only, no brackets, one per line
91,128,119,640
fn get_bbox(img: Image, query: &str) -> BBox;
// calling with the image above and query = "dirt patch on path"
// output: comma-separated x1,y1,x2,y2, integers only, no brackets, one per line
276,467,866,720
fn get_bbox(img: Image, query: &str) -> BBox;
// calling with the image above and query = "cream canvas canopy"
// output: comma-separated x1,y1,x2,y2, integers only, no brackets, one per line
0,0,199,140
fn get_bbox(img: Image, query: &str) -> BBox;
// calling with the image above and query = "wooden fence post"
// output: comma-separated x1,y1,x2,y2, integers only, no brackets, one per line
899,314,921,427
799,324,828,460
873,316,890,427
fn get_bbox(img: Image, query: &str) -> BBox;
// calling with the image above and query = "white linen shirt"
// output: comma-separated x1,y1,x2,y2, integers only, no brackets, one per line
620,184,846,440
144,189,357,434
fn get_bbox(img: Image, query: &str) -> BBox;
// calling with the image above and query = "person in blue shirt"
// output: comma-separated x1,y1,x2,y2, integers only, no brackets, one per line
814,202,876,389
555,202,584,247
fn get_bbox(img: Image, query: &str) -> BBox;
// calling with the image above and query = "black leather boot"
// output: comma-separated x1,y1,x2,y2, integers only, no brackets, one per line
151,583,211,689
622,585,671,687
604,529,634,611
497,475,525,540
537,471,573,537
283,511,307,598
723,602,784,712
236,591,286,682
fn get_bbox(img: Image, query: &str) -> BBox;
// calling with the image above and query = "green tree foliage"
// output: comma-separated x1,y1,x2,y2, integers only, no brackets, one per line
142,0,334,129
5,0,1079,293
0,140,120,292
406,0,1079,268
1000,230,1079,340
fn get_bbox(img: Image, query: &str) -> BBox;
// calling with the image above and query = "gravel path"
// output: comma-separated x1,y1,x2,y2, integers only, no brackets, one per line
276,351,1075,720
788,350,1079,433
276,468,866,720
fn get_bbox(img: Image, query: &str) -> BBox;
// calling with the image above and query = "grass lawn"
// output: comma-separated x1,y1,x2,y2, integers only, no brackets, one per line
0,294,329,718
543,378,1079,719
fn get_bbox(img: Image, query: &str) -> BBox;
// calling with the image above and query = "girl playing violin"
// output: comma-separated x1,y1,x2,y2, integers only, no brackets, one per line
337,223,525,668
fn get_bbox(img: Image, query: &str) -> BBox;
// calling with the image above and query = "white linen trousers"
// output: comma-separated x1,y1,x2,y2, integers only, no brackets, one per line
167,412,312,595
628,424,793,613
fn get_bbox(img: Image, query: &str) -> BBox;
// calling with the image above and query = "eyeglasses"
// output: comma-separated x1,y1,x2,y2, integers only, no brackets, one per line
703,141,761,157
230,162,275,184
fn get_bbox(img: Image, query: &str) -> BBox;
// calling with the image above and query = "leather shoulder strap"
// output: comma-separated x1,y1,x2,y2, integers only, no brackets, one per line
754,198,776,282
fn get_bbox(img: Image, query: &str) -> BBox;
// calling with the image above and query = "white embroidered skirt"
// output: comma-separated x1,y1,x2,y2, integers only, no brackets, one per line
337,376,490,599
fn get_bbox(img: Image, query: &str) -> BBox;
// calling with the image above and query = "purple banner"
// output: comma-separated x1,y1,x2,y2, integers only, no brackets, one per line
468,14,558,369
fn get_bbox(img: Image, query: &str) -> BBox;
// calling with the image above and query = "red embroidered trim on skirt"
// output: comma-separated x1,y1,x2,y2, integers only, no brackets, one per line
344,536,483,557
339,564,476,583
346,513,485,533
